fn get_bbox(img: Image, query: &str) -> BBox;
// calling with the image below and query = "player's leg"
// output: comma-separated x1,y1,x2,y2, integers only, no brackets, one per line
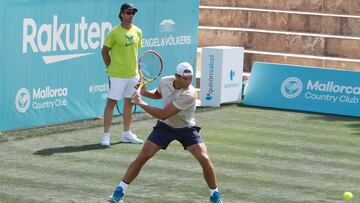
187,143,223,203
104,77,123,133
101,77,124,146
123,140,161,183
179,125,222,203
121,77,143,144
123,121,174,181
122,97,133,132
109,121,174,202
101,98,117,146
103,98,117,133
176,126,218,189
187,143,217,188
109,140,160,202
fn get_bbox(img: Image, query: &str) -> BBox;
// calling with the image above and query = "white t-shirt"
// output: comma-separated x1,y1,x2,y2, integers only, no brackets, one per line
157,76,196,128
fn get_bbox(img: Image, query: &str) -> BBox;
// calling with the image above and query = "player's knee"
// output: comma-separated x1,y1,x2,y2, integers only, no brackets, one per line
106,99,117,108
131,158,145,168
135,154,153,165
123,98,132,104
198,154,211,165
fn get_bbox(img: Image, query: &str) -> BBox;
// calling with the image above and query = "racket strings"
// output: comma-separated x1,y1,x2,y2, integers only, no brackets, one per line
139,51,163,82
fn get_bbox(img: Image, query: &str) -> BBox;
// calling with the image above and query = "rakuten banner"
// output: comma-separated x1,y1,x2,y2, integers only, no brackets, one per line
1,0,199,131
243,62,360,117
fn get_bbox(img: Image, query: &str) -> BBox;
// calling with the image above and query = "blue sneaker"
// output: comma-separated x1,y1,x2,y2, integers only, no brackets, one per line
210,191,223,203
109,186,124,203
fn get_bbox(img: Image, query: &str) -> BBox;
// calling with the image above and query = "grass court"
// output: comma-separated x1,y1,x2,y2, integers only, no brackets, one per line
1,105,359,202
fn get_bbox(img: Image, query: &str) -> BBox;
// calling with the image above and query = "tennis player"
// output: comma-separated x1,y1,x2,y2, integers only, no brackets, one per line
108,62,223,203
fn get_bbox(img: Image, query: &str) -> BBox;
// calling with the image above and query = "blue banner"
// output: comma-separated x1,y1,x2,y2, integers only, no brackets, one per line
243,62,360,117
1,0,199,131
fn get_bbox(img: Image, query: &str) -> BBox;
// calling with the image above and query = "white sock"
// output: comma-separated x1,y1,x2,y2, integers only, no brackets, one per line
210,187,219,196
122,131,130,136
102,133,110,141
119,181,128,192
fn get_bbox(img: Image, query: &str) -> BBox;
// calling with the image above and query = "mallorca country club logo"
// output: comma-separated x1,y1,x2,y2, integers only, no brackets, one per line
15,88,31,113
281,77,303,99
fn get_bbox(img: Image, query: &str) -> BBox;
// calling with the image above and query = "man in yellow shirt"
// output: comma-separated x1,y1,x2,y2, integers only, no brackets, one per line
101,3,143,146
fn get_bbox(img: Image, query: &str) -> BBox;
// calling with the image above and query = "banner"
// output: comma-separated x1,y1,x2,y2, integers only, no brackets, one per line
1,0,200,131
243,62,360,117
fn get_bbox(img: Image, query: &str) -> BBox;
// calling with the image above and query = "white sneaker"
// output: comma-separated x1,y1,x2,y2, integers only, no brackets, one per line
100,133,110,146
121,132,144,144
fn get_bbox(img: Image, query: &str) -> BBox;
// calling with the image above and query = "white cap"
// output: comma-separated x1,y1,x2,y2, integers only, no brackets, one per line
175,62,193,77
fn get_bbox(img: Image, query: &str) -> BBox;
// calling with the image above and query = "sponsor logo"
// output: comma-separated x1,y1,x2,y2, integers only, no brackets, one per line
89,83,108,99
23,17,192,60
205,55,215,101
281,77,303,99
142,19,192,48
281,77,359,104
224,69,240,89
15,86,69,112
15,88,31,113
32,86,67,99
22,15,112,64
304,80,359,104
230,69,235,81
160,19,175,33
205,95,213,101
306,80,360,95
124,35,134,47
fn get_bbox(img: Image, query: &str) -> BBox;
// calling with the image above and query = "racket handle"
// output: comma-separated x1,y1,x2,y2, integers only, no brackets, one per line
132,82,143,105
136,81,145,94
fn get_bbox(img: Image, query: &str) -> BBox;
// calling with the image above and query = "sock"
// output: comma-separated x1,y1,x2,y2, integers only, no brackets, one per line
122,131,130,136
210,187,219,196
103,132,110,136
119,180,129,192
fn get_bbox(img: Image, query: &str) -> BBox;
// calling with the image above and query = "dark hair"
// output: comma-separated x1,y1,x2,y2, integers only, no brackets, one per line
119,11,122,21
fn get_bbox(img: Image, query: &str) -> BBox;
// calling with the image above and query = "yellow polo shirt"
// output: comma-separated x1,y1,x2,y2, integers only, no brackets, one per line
104,25,142,78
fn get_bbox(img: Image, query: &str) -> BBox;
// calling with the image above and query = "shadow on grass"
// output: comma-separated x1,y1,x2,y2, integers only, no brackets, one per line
33,141,133,156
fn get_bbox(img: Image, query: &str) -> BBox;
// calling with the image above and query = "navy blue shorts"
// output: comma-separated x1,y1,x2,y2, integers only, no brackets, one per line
148,121,202,150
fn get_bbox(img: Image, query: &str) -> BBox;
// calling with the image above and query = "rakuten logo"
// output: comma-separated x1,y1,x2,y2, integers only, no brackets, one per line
22,16,112,64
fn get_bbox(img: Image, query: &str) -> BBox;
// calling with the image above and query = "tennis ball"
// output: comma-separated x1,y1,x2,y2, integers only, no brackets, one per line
343,191,353,200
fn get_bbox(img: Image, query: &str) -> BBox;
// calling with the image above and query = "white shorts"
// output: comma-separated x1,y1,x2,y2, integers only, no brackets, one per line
107,77,139,100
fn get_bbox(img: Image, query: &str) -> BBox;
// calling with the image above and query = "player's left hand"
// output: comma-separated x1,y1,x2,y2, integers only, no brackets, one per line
131,91,146,105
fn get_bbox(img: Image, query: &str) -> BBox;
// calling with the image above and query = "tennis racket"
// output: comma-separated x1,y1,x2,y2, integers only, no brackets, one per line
116,101,137,115
116,50,163,115
137,50,164,91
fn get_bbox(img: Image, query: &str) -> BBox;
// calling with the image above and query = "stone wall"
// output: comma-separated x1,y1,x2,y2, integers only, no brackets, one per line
200,0,360,15
199,0,360,72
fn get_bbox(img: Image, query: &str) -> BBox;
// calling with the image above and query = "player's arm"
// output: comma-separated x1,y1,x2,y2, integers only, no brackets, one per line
102,46,111,67
139,101,180,120
140,87,162,100
132,93,180,120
